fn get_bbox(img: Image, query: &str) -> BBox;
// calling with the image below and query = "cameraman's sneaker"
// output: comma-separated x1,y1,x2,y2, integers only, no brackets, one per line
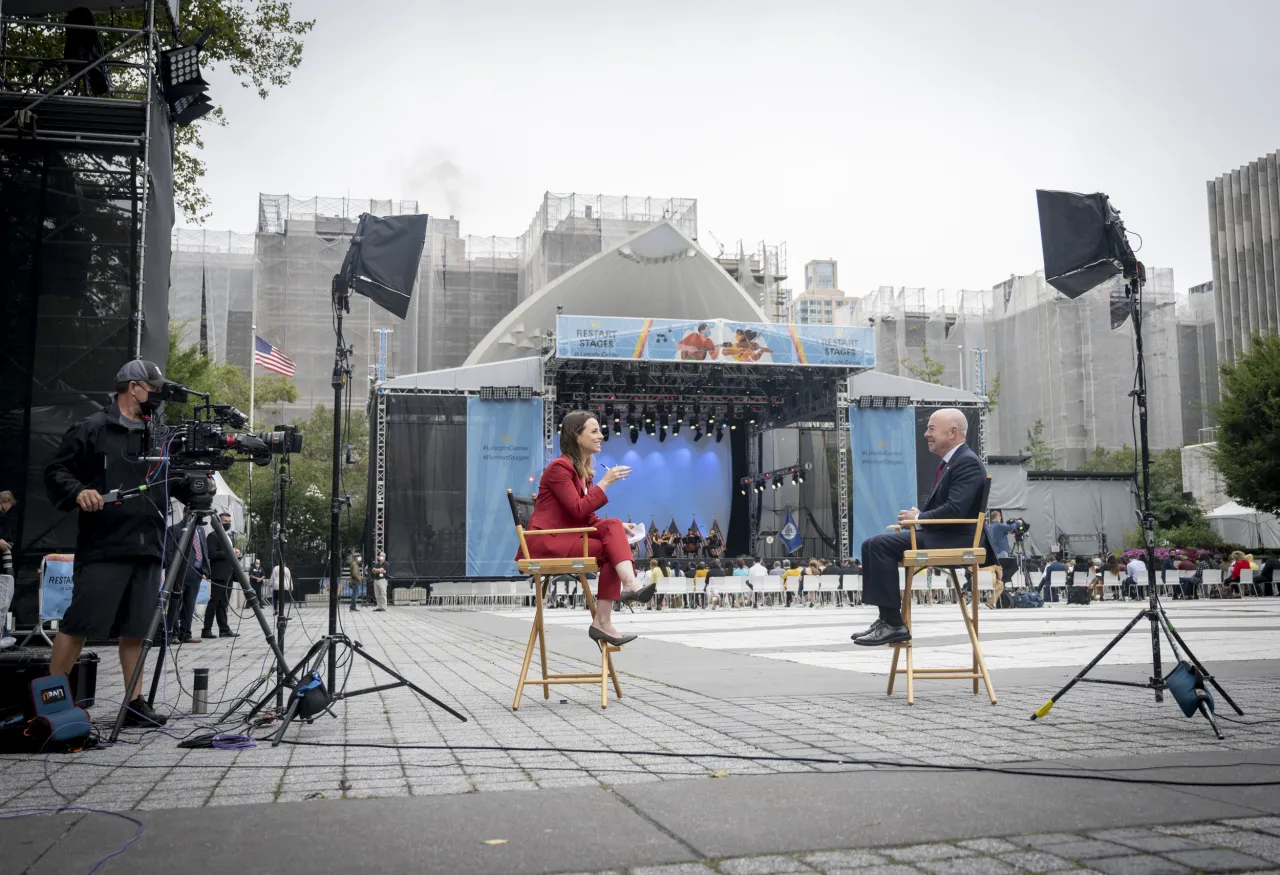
124,696,168,727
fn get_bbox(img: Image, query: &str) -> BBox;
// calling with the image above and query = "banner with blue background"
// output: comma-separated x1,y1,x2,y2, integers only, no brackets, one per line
466,397,544,576
851,407,918,557
556,316,874,368
39,555,75,621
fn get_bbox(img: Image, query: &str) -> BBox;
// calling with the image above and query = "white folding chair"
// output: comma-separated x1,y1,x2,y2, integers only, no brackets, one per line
1239,568,1257,598
1049,570,1067,603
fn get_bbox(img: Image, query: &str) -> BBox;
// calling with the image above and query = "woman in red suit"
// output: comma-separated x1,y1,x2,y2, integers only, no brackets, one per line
524,411,655,645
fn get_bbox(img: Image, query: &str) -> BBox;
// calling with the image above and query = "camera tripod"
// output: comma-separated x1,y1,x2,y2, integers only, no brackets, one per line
109,481,292,742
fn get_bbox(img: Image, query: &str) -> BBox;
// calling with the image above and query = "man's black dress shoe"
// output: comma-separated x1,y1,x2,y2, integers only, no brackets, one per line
217,631,239,638
620,583,656,604
851,619,884,641
588,626,637,647
852,622,911,646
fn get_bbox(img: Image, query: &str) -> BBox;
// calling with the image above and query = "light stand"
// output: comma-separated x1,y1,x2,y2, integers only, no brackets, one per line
1028,237,1242,735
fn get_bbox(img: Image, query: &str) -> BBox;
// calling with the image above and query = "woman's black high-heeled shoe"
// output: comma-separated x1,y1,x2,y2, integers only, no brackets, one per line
588,625,636,647
620,582,656,604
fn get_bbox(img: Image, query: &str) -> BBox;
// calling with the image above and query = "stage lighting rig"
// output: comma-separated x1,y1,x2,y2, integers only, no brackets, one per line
160,26,215,126
629,421,640,444
715,421,725,443
692,424,703,443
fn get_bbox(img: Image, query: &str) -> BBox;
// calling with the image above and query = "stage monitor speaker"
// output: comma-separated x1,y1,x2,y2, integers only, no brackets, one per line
1035,189,1129,299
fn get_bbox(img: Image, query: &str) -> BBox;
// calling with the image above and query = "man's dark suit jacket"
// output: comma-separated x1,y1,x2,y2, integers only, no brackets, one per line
912,442,995,560
165,519,209,582
206,525,238,585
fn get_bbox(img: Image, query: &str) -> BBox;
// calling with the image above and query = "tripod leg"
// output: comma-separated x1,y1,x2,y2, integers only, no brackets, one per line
344,640,467,722
207,515,291,679
1198,701,1224,741
146,637,168,707
110,517,196,743
1031,608,1148,721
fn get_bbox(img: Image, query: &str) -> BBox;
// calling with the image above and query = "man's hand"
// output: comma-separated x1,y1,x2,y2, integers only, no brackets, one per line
897,507,921,522
76,489,104,512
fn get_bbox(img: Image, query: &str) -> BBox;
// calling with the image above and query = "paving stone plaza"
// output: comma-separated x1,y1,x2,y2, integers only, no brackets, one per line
3,599,1279,873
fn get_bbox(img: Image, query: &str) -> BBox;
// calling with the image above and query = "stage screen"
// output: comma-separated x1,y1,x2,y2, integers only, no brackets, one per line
553,429,733,540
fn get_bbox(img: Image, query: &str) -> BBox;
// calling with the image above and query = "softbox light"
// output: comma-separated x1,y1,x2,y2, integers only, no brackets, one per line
1035,190,1128,299
340,213,429,319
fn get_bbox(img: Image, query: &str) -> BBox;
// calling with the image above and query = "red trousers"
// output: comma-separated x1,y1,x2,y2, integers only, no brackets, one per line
527,518,631,600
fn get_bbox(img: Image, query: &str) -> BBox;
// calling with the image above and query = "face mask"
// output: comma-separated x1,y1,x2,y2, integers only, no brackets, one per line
137,385,164,415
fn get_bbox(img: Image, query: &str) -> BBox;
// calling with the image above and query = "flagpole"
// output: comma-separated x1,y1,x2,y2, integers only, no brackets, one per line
246,323,256,545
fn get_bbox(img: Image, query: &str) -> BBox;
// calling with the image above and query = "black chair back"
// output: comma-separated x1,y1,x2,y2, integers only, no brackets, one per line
979,476,993,515
506,489,535,529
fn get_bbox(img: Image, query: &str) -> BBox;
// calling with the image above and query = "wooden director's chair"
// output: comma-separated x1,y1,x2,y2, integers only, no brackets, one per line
507,490,624,710
886,476,997,706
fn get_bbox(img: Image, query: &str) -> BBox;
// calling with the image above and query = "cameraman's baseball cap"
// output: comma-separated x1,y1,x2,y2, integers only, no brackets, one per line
116,359,164,386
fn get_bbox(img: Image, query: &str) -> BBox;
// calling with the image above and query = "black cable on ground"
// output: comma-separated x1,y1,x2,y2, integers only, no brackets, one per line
269,739,1280,789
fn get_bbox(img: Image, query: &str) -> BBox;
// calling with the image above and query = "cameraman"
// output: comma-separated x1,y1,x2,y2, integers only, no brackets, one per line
987,510,1019,586
45,360,174,727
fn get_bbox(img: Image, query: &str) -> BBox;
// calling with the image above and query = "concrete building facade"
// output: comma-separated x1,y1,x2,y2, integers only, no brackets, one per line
1207,150,1280,368
789,259,848,324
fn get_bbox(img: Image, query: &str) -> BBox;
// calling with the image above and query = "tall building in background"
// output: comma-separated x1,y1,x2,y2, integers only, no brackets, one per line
1177,281,1219,444
169,230,256,368
789,258,848,324
1207,150,1280,368
176,191,787,420
849,270,1187,466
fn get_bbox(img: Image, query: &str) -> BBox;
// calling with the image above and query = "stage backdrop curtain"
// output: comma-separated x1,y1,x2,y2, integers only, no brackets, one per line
851,407,918,557
384,395,467,579
465,398,543,576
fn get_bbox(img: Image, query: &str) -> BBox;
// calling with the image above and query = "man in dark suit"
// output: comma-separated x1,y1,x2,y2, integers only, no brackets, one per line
201,511,239,639
165,511,210,644
853,408,993,646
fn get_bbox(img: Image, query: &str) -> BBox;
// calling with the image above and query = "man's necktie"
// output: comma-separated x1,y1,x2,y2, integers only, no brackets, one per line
932,460,946,489
192,529,203,570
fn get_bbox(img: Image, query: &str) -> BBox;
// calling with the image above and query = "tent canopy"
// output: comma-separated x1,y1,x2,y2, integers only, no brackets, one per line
848,370,987,406
379,357,543,392
465,222,769,366
1205,501,1280,549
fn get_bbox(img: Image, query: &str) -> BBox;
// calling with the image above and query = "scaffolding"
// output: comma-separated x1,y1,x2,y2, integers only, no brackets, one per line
516,192,698,300
851,270,1194,466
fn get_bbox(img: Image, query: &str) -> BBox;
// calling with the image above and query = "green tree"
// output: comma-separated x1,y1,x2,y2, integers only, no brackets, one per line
1078,444,1218,547
244,405,369,566
902,346,946,384
1022,418,1056,470
1213,333,1280,516
984,373,1001,412
7,2,313,221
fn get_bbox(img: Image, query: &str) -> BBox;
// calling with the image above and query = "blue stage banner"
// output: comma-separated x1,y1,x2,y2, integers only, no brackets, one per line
466,397,544,576
40,555,75,621
556,316,874,368
851,407,918,557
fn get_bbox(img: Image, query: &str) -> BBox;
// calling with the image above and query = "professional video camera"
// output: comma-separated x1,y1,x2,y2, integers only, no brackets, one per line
1009,518,1031,539
143,382,302,472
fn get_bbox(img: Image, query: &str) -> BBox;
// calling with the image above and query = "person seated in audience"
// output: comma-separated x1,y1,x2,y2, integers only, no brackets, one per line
648,558,666,610
1123,554,1149,600
1223,550,1250,598
1179,554,1210,600
769,560,784,576
1255,555,1278,597
705,558,727,608
1039,555,1067,602
782,560,801,606
693,562,709,609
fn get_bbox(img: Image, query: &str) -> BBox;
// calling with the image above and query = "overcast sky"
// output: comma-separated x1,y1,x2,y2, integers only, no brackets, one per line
194,0,1280,298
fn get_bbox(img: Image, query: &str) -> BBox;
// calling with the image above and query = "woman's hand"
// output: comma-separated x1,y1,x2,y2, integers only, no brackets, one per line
622,522,636,536
599,465,631,488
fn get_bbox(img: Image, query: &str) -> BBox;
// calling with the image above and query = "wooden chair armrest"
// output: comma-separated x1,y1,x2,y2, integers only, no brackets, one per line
896,519,981,526
886,524,903,531
524,527,596,536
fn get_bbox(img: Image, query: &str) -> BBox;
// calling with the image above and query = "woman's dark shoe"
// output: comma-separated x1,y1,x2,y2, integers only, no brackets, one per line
620,583,656,604
588,626,637,647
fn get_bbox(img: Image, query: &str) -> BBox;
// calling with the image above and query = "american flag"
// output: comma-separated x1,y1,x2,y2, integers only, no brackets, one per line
254,335,296,377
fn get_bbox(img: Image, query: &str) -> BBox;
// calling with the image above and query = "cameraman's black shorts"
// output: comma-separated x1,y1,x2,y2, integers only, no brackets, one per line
60,560,161,639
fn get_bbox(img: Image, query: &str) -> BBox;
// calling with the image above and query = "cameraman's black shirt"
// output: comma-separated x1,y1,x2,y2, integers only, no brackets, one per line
45,399,169,568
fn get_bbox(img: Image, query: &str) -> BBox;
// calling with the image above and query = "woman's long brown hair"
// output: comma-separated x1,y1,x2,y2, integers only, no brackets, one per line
559,410,597,484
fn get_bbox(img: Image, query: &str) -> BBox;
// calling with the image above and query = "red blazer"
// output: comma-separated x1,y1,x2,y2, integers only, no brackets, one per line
517,455,609,559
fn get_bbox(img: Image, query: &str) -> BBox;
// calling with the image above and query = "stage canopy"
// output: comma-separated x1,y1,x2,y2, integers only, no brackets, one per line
379,356,542,392
465,221,769,366
1206,501,1280,549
